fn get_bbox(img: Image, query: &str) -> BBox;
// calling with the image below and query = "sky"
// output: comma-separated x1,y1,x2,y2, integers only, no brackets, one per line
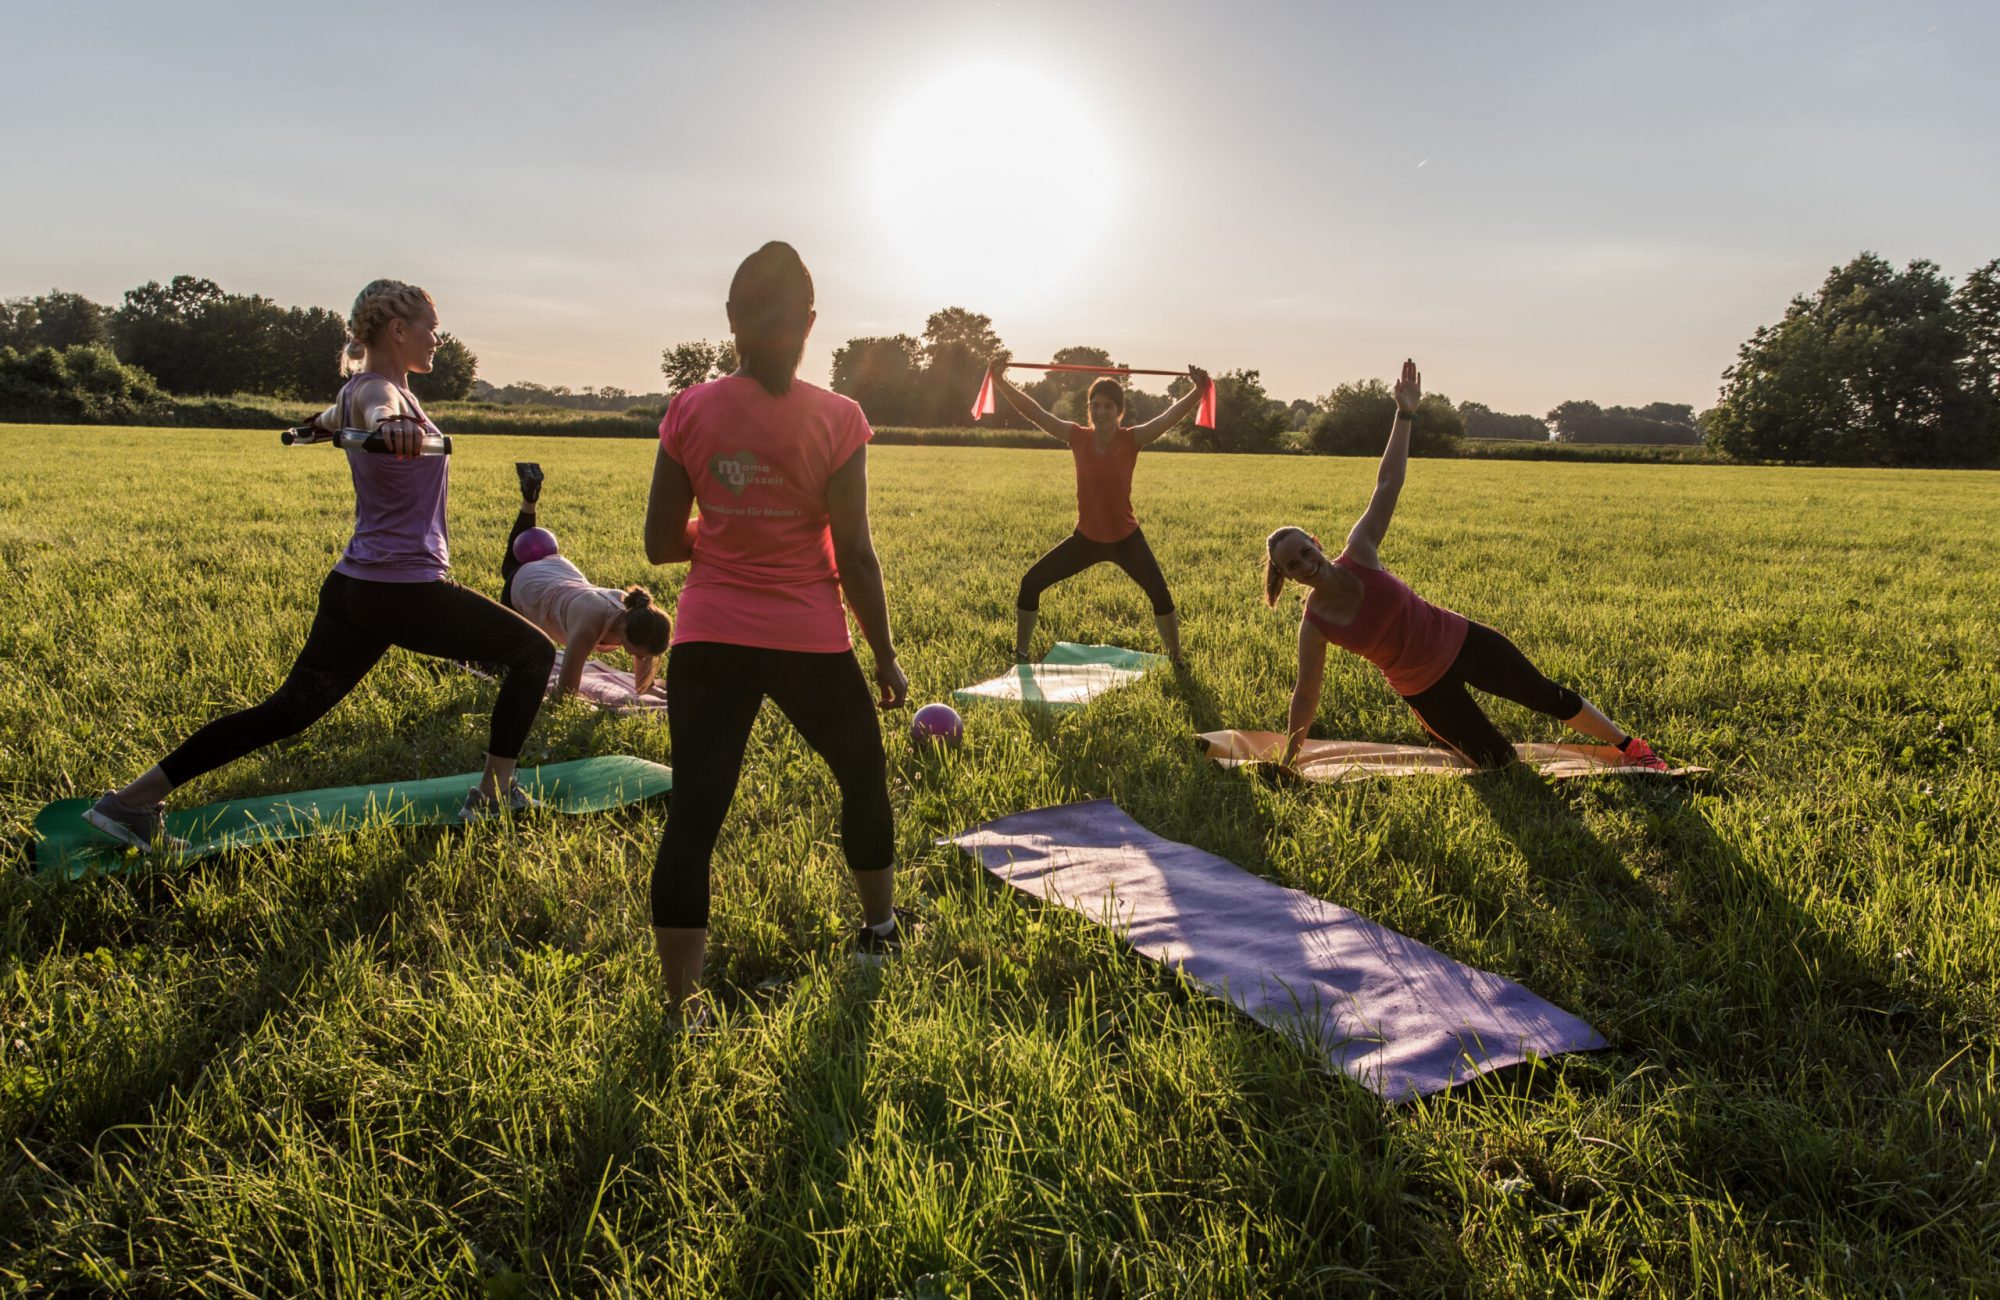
4,0,1996,414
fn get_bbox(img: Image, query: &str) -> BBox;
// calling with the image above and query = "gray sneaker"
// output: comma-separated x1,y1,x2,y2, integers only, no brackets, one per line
457,783,543,823
82,792,184,853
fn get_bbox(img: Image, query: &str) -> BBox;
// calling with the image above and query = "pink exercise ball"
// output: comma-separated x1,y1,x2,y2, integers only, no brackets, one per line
513,527,559,565
911,703,964,749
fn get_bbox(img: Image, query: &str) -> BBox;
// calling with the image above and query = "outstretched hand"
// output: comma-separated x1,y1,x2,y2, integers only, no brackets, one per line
1393,358,1421,415
1187,364,1211,391
987,351,1011,379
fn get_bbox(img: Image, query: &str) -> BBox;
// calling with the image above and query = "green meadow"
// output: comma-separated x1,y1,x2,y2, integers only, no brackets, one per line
1,425,1996,1297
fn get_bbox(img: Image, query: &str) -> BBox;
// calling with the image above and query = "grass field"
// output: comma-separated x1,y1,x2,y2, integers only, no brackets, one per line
2,425,1996,1297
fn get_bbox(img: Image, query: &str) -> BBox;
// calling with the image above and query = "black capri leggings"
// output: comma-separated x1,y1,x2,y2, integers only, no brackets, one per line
652,642,893,929
157,570,556,787
1017,527,1175,616
499,508,536,610
1399,622,1584,769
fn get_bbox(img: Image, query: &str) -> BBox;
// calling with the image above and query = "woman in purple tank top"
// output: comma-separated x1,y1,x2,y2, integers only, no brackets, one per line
1261,359,1667,773
82,281,557,853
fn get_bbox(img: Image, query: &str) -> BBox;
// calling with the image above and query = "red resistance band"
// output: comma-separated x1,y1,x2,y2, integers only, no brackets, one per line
974,363,1217,429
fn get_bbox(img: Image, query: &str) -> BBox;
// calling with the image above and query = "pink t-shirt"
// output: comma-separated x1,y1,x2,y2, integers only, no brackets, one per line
660,375,873,653
1302,553,1471,697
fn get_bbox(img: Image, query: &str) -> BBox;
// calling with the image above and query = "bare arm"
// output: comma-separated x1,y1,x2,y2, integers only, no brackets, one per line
1283,618,1331,766
551,624,599,699
644,446,698,565
1131,365,1211,448
987,356,1073,442
826,447,908,708
1343,359,1422,565
631,653,658,696
339,376,428,459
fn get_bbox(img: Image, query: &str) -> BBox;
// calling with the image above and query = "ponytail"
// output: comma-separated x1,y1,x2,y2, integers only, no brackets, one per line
727,241,813,397
623,586,670,654
342,278,434,376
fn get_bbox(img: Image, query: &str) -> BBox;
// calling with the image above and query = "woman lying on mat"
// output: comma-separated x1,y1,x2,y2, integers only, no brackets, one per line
644,240,909,1018
984,352,1210,665
498,464,669,697
83,280,555,851
1263,359,1666,773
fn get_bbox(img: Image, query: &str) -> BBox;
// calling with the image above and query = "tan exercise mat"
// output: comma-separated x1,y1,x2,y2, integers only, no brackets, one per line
1197,730,1707,782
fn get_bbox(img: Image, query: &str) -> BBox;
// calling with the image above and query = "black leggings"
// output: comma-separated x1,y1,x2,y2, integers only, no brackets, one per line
1017,527,1175,616
1399,622,1584,769
158,570,556,786
651,642,893,929
499,509,536,610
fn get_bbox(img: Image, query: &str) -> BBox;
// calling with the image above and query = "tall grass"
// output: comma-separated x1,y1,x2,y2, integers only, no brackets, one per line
1,427,1995,1296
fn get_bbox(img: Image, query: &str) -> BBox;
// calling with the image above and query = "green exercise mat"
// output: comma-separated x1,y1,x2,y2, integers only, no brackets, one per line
953,642,1170,709
31,755,673,880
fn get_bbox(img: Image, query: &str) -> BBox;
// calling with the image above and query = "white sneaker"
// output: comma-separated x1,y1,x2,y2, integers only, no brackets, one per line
457,783,543,823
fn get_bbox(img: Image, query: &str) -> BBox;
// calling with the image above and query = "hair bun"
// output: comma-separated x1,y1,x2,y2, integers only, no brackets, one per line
624,586,652,611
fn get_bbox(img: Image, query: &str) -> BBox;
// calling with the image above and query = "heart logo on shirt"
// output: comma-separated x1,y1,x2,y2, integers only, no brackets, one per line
709,449,771,496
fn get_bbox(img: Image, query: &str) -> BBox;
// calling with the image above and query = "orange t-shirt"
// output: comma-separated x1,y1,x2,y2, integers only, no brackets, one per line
659,376,873,653
1068,423,1140,543
1302,554,1471,697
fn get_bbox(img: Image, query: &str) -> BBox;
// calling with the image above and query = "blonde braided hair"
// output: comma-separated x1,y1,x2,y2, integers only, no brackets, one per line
341,279,435,375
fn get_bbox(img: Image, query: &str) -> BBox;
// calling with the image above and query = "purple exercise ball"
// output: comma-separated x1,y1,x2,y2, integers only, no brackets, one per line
911,702,964,749
513,526,560,565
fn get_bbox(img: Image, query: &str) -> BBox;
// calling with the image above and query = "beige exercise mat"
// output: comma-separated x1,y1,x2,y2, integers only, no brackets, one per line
1197,730,1706,782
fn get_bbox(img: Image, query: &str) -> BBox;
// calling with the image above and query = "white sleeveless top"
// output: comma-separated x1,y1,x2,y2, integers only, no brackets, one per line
511,555,624,642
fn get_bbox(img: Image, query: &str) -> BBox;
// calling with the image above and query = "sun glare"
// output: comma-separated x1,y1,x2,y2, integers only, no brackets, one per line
869,60,1119,308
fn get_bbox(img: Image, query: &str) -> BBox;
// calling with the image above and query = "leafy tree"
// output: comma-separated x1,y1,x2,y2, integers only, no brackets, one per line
1459,400,1548,440
271,305,348,399
1707,252,1993,466
1546,399,1703,445
0,290,111,351
1285,397,1315,431
1308,379,1462,456
1175,368,1287,454
1956,257,2000,415
1024,345,1116,411
921,308,1003,425
0,344,165,422
661,339,737,395
409,333,478,402
830,334,925,425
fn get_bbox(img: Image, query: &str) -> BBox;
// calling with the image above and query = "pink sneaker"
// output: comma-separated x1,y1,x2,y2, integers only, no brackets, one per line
1620,737,1669,772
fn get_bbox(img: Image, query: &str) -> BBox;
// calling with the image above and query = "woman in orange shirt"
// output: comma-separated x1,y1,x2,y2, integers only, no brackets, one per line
1265,359,1666,772
986,355,1210,665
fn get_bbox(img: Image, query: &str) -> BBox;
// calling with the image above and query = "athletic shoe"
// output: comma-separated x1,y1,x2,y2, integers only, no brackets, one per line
515,462,544,505
853,912,914,966
1619,737,1670,772
82,792,185,853
457,782,544,823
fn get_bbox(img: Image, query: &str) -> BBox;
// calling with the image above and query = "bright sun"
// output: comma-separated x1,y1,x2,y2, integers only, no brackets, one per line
870,60,1120,307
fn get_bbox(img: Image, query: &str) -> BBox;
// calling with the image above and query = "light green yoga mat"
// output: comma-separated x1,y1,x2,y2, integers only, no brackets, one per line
31,755,673,880
953,642,1170,709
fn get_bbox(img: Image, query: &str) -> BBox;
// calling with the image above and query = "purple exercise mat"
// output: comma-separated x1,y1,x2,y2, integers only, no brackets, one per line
950,801,1605,1101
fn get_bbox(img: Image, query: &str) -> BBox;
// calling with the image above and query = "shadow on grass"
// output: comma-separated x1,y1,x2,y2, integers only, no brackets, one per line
1464,768,1995,1281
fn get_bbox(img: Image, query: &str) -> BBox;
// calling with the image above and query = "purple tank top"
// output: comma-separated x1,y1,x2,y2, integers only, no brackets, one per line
331,374,450,583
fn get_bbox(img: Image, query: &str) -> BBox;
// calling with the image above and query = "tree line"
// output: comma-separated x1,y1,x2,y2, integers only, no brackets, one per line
0,277,479,423
13,251,1992,466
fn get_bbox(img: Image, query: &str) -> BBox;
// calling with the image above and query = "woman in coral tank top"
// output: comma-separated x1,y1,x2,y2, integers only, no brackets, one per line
985,354,1211,665
1263,359,1667,772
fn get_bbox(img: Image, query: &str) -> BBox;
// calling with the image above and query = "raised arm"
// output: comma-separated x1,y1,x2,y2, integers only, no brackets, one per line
1283,617,1331,766
644,446,699,565
1343,359,1421,565
826,446,908,708
987,355,1073,443
1132,365,1211,448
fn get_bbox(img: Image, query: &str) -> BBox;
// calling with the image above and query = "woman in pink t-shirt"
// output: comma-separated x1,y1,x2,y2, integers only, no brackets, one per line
642,241,908,1015
1264,359,1667,772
